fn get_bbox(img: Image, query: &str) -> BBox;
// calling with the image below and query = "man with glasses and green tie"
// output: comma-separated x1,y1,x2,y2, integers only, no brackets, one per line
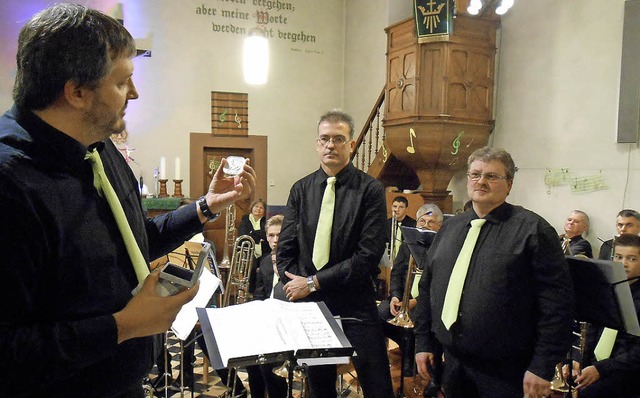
413,146,574,398
278,109,394,397
0,4,256,397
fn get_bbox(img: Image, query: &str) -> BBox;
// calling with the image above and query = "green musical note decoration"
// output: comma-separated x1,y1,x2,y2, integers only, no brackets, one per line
544,168,607,194
219,109,228,123
571,173,607,193
451,131,464,155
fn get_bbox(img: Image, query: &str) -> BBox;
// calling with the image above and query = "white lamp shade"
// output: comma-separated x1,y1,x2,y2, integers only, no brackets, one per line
243,35,269,85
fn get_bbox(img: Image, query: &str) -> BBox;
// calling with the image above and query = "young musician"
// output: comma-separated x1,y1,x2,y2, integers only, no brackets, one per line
574,233,640,398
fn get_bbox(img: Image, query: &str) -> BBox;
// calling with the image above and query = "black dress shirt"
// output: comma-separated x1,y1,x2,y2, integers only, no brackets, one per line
390,243,412,300
0,106,203,397
583,282,640,378
277,163,387,318
254,254,276,300
414,202,575,380
385,215,417,245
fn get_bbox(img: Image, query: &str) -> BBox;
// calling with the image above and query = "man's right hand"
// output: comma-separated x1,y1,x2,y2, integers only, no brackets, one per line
113,270,199,343
390,296,401,316
415,351,435,379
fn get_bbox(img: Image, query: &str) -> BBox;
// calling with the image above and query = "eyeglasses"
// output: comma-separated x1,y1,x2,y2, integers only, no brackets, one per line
467,172,509,182
317,135,349,147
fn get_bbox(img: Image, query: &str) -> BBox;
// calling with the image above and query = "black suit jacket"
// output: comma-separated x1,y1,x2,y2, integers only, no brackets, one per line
238,214,270,256
385,215,417,245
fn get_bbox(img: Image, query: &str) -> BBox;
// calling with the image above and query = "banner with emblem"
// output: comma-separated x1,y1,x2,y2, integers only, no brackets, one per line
413,0,453,42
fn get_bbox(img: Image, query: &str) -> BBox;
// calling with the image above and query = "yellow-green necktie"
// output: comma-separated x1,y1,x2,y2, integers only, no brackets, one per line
410,271,421,299
85,149,150,284
312,177,336,270
249,214,263,258
441,218,486,329
394,223,402,257
593,327,618,361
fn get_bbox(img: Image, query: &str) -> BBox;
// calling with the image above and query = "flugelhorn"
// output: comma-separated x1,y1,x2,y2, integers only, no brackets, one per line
222,235,255,307
388,255,420,328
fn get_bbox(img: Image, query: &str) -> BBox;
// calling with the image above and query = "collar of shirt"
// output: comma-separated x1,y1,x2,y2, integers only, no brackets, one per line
11,105,92,173
468,201,513,226
312,162,356,187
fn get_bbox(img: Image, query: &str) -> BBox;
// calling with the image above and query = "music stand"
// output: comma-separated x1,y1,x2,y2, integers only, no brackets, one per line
567,256,640,336
394,227,438,397
400,227,437,267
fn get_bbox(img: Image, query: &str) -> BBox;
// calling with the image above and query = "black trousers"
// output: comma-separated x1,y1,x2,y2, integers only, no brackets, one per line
578,371,640,398
306,318,394,397
442,350,523,398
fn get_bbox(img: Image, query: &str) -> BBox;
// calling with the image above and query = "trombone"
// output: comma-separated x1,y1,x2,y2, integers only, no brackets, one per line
222,235,255,307
388,254,420,328
389,211,399,267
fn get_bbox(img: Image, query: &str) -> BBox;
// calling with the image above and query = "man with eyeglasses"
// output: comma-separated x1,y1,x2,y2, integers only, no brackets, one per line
413,147,574,398
278,109,394,397
379,204,443,381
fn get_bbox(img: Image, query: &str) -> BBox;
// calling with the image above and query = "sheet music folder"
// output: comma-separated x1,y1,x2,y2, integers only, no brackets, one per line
567,256,640,336
401,226,437,266
197,300,353,369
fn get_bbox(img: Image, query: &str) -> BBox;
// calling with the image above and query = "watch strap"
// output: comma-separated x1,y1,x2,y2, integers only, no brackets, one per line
197,196,219,220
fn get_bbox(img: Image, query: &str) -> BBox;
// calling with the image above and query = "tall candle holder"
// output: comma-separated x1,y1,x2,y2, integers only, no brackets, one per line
158,179,169,198
172,179,184,198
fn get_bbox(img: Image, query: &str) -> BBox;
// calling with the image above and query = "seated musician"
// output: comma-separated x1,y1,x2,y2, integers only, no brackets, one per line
561,209,593,257
378,204,443,376
249,215,288,397
573,233,640,398
598,209,640,260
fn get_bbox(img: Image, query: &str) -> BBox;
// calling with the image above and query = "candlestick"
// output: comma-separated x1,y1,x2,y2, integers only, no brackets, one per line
172,179,184,198
175,157,181,180
158,178,169,198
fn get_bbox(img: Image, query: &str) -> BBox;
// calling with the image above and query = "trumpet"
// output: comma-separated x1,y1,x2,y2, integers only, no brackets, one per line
388,255,420,328
222,235,255,307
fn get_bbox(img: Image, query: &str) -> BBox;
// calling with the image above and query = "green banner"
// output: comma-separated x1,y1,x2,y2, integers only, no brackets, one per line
414,0,452,40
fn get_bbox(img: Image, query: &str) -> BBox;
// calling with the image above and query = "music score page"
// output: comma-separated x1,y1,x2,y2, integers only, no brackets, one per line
201,299,345,367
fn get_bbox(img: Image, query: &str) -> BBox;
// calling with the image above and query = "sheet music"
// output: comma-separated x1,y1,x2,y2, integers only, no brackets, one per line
200,299,348,367
171,268,220,340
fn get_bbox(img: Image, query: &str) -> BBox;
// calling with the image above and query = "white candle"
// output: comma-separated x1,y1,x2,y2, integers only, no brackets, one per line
159,157,166,179
175,157,181,180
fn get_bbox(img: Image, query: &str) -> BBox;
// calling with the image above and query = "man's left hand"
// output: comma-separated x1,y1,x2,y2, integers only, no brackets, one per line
522,371,551,398
205,157,257,214
283,271,312,301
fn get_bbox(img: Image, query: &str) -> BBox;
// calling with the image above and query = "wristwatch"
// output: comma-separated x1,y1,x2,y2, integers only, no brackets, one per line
307,275,317,293
197,196,220,221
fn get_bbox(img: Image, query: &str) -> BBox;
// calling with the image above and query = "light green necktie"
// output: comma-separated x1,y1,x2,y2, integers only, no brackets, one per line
410,271,421,299
441,218,486,330
249,214,263,258
85,149,150,284
594,327,618,361
312,177,336,270
394,223,402,257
